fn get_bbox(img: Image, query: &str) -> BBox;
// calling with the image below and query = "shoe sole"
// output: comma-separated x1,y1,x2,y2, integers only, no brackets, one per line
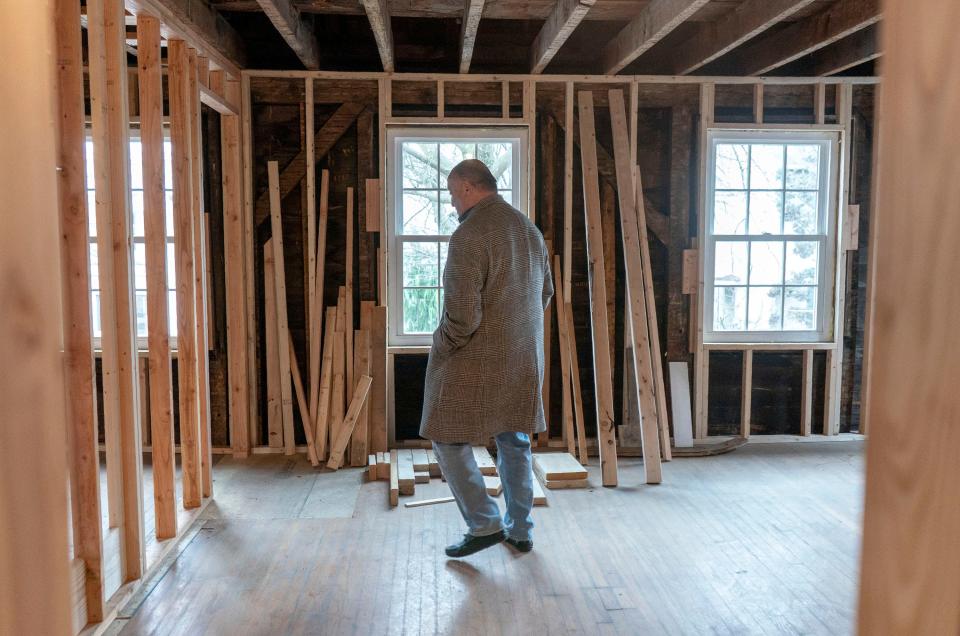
445,534,505,558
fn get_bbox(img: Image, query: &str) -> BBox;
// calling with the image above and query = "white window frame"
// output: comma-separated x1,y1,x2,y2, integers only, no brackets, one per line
386,126,529,346
703,129,841,344
87,130,177,351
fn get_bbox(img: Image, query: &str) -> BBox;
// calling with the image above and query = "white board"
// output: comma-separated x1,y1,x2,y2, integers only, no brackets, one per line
669,362,693,448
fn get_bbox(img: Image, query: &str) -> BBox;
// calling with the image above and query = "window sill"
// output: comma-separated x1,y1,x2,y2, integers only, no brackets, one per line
387,345,431,355
702,341,835,351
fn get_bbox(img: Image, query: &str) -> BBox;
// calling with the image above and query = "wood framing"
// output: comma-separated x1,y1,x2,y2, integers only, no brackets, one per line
365,178,381,232
264,240,283,447
553,257,576,456
601,0,710,75
308,169,330,429
189,49,214,499
0,7,74,630
56,0,105,620
360,0,394,72
740,350,753,438
563,81,574,300
123,0,246,76
138,13,177,540
221,75,250,457
858,4,960,630
255,0,321,69
655,0,817,74
368,305,388,453
693,82,714,439
806,24,880,77
577,90,618,486
725,0,882,76
267,160,297,454
345,187,355,404
800,349,813,436
530,0,596,74
609,89,662,483
459,0,485,73
169,39,202,507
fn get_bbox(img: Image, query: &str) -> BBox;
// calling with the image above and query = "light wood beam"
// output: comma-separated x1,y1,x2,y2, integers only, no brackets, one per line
459,0,485,73
530,0,595,74
601,0,710,75
124,0,246,76
360,0,394,72
104,0,146,582
138,13,177,540
0,6,74,633
577,90,618,486
255,0,321,69
724,0,881,76
169,39,202,508
56,0,105,621
857,3,960,632
221,76,250,456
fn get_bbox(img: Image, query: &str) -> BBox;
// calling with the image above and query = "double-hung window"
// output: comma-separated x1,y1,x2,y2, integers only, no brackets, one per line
386,127,527,346
86,136,177,348
704,130,839,343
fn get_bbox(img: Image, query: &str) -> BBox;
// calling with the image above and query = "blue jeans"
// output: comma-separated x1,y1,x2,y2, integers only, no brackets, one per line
432,432,534,541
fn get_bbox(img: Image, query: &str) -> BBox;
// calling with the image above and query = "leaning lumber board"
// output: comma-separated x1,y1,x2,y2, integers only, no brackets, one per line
544,478,589,490
287,333,319,466
345,187,355,404
308,170,331,429
670,436,746,457
313,307,337,461
389,449,399,506
552,256,576,457
473,446,497,476
267,160,296,455
532,476,548,506
368,305,388,453
412,448,430,473
348,330,370,467
397,449,415,496
263,240,283,448
405,496,455,508
325,374,373,470
534,452,588,481
564,303,589,465
484,476,503,497
577,90,619,486
608,88,662,484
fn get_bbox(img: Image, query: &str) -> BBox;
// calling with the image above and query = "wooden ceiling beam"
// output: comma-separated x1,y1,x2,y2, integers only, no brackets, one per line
255,0,321,69
601,0,711,75
529,0,596,74
806,24,880,76
653,0,818,75
360,0,394,72
725,0,882,76
459,0,485,73
124,0,246,76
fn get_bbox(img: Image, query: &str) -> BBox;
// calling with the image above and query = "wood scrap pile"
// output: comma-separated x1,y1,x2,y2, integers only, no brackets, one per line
533,452,589,490
369,446,547,509
264,161,387,469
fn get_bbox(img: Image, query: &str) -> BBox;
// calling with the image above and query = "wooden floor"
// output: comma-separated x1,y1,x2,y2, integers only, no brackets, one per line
115,442,864,635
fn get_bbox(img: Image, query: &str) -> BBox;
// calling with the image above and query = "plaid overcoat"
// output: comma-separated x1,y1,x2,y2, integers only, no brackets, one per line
419,194,553,444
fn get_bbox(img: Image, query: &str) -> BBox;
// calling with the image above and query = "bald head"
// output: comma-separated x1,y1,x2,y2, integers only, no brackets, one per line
447,159,498,217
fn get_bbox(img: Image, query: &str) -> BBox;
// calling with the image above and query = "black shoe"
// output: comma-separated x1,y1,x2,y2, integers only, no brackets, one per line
445,530,506,558
504,536,533,553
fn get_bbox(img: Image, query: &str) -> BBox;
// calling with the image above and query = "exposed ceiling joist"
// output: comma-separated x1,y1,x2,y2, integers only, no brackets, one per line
806,24,879,76
601,0,712,75
659,0,818,75
529,0,596,74
459,0,485,73
727,0,882,76
360,0,394,72
124,0,246,77
255,0,321,69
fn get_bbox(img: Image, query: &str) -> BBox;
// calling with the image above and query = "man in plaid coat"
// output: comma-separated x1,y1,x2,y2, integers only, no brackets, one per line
420,159,553,558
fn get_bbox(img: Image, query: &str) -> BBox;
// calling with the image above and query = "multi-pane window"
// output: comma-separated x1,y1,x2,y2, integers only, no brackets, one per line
388,128,527,345
704,131,838,343
86,138,177,344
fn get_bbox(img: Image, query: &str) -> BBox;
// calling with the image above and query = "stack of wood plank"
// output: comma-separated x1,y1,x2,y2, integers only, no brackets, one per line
375,446,548,508
533,452,589,489
264,162,387,469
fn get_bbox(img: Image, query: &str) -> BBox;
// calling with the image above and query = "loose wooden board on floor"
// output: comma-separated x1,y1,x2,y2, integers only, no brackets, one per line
533,453,588,482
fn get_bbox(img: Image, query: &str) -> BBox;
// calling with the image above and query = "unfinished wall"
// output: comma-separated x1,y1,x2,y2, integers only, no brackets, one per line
245,76,876,446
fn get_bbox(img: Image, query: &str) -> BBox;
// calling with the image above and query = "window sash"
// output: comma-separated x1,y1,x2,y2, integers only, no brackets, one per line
387,126,528,346
703,130,839,344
